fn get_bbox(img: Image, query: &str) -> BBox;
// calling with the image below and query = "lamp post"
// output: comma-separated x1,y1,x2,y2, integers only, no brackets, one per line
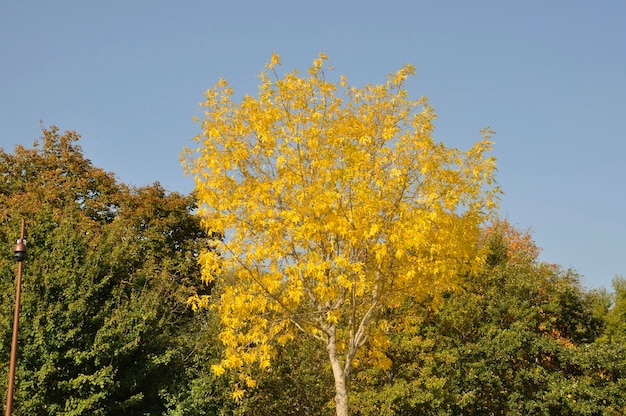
5,219,26,416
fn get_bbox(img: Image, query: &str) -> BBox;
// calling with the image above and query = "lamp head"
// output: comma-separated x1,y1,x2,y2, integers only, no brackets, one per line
14,239,26,262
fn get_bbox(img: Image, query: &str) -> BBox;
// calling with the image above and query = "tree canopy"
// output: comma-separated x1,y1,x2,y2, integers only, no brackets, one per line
184,53,499,415
349,221,622,415
0,65,623,415
0,112,626,416
0,127,210,415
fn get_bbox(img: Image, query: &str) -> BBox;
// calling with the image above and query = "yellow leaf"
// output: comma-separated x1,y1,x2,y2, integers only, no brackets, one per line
211,364,225,377
183,52,499,406
232,387,245,402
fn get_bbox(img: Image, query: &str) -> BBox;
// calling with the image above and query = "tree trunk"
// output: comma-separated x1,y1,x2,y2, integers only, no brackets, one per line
327,327,349,416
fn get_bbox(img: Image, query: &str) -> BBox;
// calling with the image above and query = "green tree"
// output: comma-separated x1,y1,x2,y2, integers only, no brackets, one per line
349,221,626,415
245,336,335,415
598,276,626,343
0,127,211,415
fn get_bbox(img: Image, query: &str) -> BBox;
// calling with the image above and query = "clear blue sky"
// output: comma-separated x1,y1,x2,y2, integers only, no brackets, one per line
1,1,624,290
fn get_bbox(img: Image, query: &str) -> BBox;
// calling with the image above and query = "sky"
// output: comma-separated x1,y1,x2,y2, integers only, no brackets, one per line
1,1,624,290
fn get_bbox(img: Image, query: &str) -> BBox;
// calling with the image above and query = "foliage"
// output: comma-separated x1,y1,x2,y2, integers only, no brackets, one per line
0,128,211,415
161,308,242,416
349,221,626,415
245,336,335,415
598,276,626,343
184,53,499,415
1,127,624,415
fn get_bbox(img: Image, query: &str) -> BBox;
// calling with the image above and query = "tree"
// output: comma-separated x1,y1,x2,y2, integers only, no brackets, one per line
0,128,210,415
244,333,335,415
184,53,499,415
349,221,625,415
598,276,626,343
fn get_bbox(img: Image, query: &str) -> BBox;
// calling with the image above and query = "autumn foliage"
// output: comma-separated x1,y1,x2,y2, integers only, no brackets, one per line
0,96,624,415
184,53,499,415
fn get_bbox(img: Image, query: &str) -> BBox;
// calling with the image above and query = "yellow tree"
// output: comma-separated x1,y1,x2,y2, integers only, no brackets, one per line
184,53,499,416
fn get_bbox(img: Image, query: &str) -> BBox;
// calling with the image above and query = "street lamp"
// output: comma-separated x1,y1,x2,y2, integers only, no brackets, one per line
5,219,26,416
